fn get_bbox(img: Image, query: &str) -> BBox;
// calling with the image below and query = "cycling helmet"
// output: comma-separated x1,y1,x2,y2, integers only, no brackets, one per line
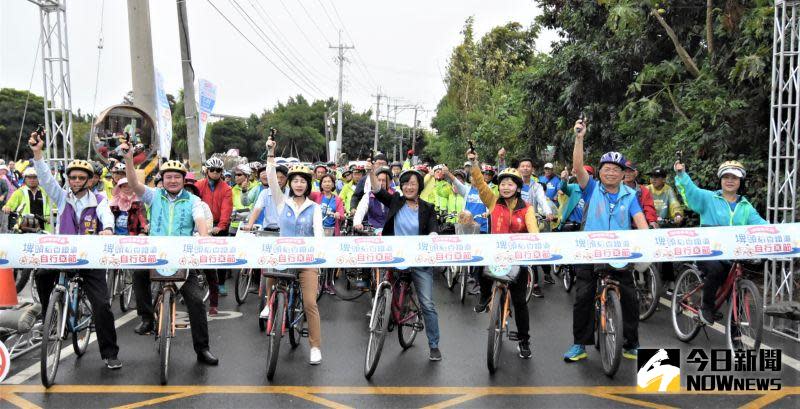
353,164,366,173
599,151,628,170
375,166,392,179
92,161,105,177
415,164,429,173
235,164,251,176
112,162,126,173
497,167,523,188
185,172,197,184
390,161,402,169
453,169,467,180
313,162,327,172
399,169,425,192
22,167,37,178
584,165,595,176
717,160,746,179
275,164,289,176
481,164,495,175
223,171,232,178
432,164,445,172
66,160,94,177
159,160,187,176
249,161,262,172
287,165,313,182
205,157,224,169
341,168,353,177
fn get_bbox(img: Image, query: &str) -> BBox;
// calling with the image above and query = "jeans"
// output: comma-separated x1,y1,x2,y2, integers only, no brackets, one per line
410,267,440,349
36,269,120,359
133,270,210,353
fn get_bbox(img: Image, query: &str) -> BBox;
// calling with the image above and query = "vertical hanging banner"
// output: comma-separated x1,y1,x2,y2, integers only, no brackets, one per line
154,70,173,159
197,78,217,160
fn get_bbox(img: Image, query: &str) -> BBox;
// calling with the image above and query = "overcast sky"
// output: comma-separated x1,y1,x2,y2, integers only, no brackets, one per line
1,0,556,128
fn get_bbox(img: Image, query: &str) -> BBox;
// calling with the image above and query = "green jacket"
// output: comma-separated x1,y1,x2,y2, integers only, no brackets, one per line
339,181,355,212
558,179,583,229
3,186,54,232
231,183,253,228
675,171,767,226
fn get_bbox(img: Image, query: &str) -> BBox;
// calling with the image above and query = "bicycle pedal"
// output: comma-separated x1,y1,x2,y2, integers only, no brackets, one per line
300,329,309,337
508,331,520,342
411,322,425,331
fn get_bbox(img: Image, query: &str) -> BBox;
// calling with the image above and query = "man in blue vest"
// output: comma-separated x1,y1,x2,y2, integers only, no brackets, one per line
121,143,219,366
563,119,649,364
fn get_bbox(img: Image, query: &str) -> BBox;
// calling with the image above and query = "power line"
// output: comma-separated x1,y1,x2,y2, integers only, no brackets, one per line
274,0,334,67
228,0,327,97
295,0,332,43
247,0,337,88
204,0,321,99
325,0,379,90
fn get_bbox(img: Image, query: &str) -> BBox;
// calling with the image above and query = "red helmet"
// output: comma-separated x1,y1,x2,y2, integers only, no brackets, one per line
481,165,495,175
415,164,429,173
584,165,595,176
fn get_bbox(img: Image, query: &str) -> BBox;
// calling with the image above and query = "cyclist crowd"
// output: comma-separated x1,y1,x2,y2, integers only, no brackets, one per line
2,119,767,376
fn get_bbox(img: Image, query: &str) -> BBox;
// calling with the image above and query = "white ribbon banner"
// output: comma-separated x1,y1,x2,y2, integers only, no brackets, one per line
0,224,798,270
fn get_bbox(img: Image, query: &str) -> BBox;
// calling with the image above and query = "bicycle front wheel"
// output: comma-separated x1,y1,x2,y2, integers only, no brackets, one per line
671,268,702,342
333,268,366,301
397,284,421,349
40,291,64,387
266,291,285,381
563,266,575,292
600,288,624,377
288,289,305,349
524,268,534,303
459,267,468,303
726,279,763,354
120,270,134,312
364,285,392,379
235,268,252,305
158,289,173,385
72,294,93,357
487,287,505,374
637,265,661,321
445,266,457,290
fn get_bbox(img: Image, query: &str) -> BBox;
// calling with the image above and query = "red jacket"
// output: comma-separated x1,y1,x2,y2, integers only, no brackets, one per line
490,199,530,234
196,178,233,231
635,184,658,224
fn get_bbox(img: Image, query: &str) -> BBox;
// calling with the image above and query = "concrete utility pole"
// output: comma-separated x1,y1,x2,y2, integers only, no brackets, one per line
176,0,202,171
411,106,418,158
329,31,354,159
385,98,390,154
126,0,157,139
372,90,382,151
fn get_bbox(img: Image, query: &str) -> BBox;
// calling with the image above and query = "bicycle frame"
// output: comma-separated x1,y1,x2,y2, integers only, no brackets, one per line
286,280,305,330
390,272,419,327
676,262,743,316
596,274,620,333
155,283,178,339
489,283,512,332
266,279,292,335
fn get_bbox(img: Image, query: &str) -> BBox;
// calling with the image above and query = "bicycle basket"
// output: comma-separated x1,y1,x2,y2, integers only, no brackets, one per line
261,267,298,280
484,265,520,282
150,268,188,282
455,222,480,235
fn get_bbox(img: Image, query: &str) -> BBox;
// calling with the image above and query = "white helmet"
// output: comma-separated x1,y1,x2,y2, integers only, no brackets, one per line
112,162,126,173
235,164,251,176
205,157,224,169
22,167,37,178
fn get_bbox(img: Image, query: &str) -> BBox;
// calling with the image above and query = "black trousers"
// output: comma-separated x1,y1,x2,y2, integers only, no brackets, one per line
659,262,675,282
572,264,639,348
697,260,730,311
477,267,531,342
212,229,230,286
133,270,210,353
36,269,120,359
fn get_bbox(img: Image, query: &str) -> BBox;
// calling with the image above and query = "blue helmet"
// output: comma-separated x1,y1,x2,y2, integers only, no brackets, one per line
599,151,628,171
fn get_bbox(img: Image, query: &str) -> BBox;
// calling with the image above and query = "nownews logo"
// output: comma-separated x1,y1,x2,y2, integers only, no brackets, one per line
685,348,782,391
637,349,681,392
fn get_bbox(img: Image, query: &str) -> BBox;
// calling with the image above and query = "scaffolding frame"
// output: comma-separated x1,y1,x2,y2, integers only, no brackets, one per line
766,0,800,342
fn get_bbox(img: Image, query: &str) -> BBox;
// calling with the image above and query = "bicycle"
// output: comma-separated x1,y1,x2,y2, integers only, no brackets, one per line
8,211,46,293
633,263,660,321
592,266,626,377
671,261,763,353
484,265,523,374
106,269,134,312
151,269,191,385
263,268,308,380
330,224,379,302
364,268,424,379
40,271,94,387
254,228,281,331
445,222,481,303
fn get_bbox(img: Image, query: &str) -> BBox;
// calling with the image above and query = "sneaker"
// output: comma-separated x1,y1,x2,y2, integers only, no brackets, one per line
474,301,489,313
623,348,638,360
518,340,532,359
699,306,716,325
105,357,122,370
209,307,218,316
219,284,228,296
532,285,544,298
259,305,270,319
563,344,587,362
134,320,154,335
543,274,555,285
309,347,322,365
429,347,442,361
468,284,481,295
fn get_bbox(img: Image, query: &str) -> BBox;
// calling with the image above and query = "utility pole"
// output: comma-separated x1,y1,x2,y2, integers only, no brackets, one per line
372,90,382,151
324,108,330,159
126,0,157,142
329,31,354,159
385,97,391,154
411,106,418,157
176,0,201,171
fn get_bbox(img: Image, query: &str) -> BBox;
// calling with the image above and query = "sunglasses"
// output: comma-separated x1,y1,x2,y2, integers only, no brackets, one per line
207,168,222,173
235,173,245,177
69,175,88,181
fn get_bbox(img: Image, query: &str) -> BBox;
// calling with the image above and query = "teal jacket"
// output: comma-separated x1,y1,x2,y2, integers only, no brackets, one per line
675,171,767,227
149,188,197,237
558,179,583,229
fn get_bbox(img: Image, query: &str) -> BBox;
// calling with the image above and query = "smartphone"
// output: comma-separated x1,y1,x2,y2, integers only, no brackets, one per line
30,124,44,146
676,150,683,164
467,139,476,154
576,112,586,133
268,127,277,141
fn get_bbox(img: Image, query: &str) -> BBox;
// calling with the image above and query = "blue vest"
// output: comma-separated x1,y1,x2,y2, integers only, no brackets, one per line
149,189,196,237
279,201,317,237
463,186,489,233
583,182,638,232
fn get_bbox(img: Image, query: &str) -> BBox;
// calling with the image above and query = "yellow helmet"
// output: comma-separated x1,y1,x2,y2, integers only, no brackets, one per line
497,167,523,187
287,164,313,181
159,160,187,176
65,159,94,177
717,160,746,179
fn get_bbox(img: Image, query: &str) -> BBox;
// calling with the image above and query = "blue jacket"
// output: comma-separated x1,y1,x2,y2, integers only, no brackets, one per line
675,171,766,226
558,180,583,229
582,179,641,232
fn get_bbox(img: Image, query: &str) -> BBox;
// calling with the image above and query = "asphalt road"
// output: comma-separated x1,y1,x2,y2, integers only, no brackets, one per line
2,269,798,408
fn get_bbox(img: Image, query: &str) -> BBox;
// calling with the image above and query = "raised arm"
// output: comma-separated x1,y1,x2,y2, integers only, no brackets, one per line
264,140,285,211
29,132,65,205
120,141,147,197
572,119,590,190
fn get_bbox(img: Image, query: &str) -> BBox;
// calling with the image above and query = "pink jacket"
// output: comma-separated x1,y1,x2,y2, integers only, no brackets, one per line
310,191,345,236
